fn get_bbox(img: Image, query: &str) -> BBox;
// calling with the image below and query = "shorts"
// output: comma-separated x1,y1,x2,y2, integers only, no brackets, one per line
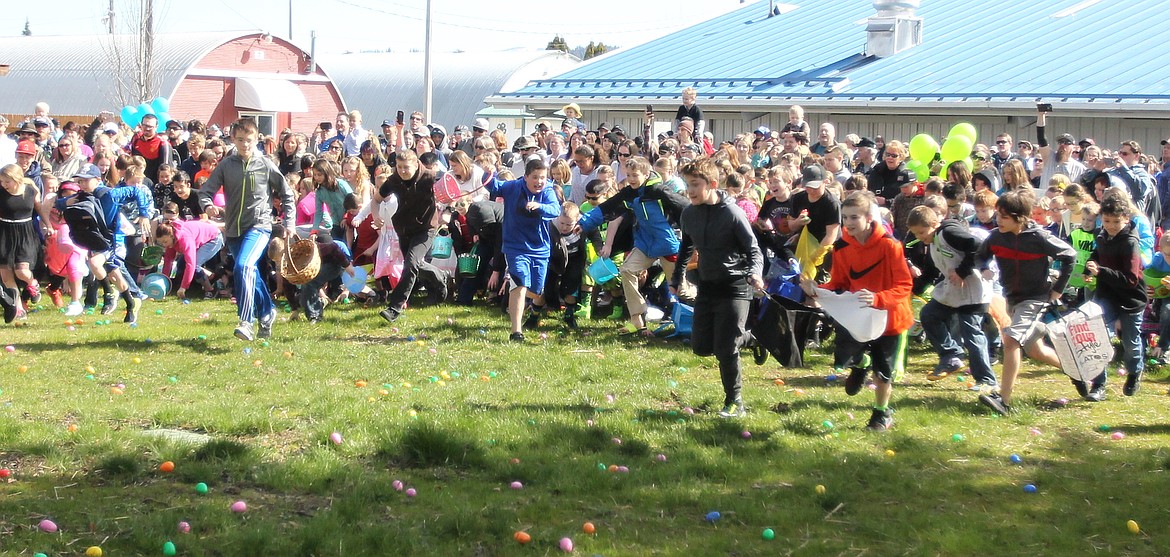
1003,299,1048,345
834,328,908,384
95,243,128,273
506,252,549,295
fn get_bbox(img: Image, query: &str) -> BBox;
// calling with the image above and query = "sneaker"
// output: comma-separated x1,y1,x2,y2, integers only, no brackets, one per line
234,321,255,341
509,332,525,342
123,296,141,324
607,303,625,321
968,381,997,392
978,392,1011,415
26,281,41,304
1124,371,1141,396
844,367,868,396
866,408,894,431
64,301,84,317
258,309,276,339
563,310,579,330
523,308,543,330
928,358,962,381
379,306,401,324
1085,384,1107,402
1071,380,1089,398
0,287,15,324
717,400,746,418
747,332,768,366
859,353,872,370
307,317,321,324
101,294,117,315
48,288,63,308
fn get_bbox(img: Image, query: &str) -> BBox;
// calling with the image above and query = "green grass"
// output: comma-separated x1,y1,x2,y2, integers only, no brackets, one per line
2,298,1169,556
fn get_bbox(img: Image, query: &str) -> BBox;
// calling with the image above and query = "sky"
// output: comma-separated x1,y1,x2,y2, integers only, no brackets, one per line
8,0,750,54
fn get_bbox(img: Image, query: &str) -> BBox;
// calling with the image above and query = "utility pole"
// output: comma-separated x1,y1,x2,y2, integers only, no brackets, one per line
106,0,115,34
423,0,433,121
288,0,293,41
139,0,155,101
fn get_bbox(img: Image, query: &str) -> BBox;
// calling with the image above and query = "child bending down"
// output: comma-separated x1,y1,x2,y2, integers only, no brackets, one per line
269,229,355,324
801,191,912,430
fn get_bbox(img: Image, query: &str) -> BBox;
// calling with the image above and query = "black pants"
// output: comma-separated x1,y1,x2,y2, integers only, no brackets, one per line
389,229,443,309
691,278,751,405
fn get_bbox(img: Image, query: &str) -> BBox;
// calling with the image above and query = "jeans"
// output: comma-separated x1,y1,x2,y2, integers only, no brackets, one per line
921,300,997,385
691,279,751,405
1096,297,1144,386
225,228,274,323
388,229,443,309
299,261,345,320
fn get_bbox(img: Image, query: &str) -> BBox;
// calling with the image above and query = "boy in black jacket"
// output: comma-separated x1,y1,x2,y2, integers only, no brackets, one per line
1085,196,1147,398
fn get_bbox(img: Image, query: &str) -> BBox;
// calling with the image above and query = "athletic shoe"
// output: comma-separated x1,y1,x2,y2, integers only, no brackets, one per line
1124,371,1142,396
101,294,117,315
258,309,276,339
717,400,746,418
379,306,401,324
48,287,64,308
123,296,141,324
844,367,868,396
866,408,894,431
234,321,255,341
978,392,1011,415
64,301,84,317
968,381,997,392
1085,384,1107,402
563,309,579,330
859,353,872,370
509,332,525,342
747,332,768,365
1071,379,1089,398
0,287,16,324
26,281,41,304
928,358,962,381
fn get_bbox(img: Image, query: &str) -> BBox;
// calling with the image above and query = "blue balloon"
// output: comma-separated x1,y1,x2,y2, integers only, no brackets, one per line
150,96,170,114
120,105,138,124
156,112,172,126
136,102,153,116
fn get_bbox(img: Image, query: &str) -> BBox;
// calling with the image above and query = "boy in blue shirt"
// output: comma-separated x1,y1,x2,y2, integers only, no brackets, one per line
485,157,562,341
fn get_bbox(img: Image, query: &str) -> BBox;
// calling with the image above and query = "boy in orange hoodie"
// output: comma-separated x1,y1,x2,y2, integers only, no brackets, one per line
801,191,913,430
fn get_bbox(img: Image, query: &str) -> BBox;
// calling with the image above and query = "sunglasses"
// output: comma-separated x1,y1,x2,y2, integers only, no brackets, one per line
585,195,600,201
617,152,631,157
995,140,1008,145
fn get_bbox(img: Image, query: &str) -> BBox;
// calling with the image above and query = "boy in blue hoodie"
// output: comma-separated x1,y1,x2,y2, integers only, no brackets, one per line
485,157,562,341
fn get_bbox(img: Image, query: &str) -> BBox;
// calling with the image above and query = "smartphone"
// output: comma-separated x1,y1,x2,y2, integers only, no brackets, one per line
646,104,654,114
320,122,331,131
1037,103,1053,113
396,110,405,125
1103,156,1117,166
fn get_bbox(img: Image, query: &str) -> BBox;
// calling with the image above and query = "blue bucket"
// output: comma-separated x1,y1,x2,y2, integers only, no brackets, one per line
344,266,369,294
587,257,619,283
141,273,171,301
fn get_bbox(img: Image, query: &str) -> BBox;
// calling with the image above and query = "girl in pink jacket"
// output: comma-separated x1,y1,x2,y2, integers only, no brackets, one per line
155,219,224,299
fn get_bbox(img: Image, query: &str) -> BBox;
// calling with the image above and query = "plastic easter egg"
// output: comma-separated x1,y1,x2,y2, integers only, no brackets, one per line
1127,519,1140,534
4,345,14,352
1023,484,1037,493
1111,431,1126,440
815,484,826,495
611,437,622,445
583,522,596,534
329,432,343,445
1029,428,1042,436
195,482,208,494
513,531,531,544
163,541,177,556
656,453,667,462
1010,454,1022,464
132,357,141,364
884,449,896,458
510,481,523,490
178,521,191,533
762,527,776,540
705,511,721,522
405,488,417,497
559,537,574,552
85,547,102,557
773,378,785,386
0,468,9,478
617,466,629,473
607,464,618,473
392,480,403,491
822,420,834,429
741,430,752,439
38,519,58,532
951,433,965,442
159,461,175,473
230,501,247,513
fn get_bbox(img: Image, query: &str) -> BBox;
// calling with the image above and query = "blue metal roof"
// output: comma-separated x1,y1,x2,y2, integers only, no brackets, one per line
497,0,1170,103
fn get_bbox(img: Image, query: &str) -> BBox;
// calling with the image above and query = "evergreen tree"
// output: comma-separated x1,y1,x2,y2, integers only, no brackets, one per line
22,18,31,36
546,35,568,52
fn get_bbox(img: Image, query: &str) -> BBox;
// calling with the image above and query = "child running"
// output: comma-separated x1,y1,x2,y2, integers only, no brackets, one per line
1084,196,1146,398
801,191,912,430
484,158,562,341
975,190,1076,415
673,158,765,418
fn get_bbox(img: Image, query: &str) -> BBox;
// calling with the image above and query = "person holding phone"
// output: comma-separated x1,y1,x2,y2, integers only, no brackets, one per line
1035,104,1086,187
315,112,348,155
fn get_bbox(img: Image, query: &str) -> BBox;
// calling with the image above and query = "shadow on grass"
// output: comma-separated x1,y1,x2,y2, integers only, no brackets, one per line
5,338,233,356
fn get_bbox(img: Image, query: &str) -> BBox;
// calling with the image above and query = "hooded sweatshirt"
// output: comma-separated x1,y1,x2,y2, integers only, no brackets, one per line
822,218,913,336
199,150,294,238
672,190,763,287
976,221,1076,306
161,219,223,289
1088,221,1146,313
484,176,561,257
928,218,991,309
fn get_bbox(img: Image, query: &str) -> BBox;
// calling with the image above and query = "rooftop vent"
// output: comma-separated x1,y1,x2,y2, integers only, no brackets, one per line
866,0,923,57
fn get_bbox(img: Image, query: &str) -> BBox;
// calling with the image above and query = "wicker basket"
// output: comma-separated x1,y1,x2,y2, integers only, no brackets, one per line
280,235,321,285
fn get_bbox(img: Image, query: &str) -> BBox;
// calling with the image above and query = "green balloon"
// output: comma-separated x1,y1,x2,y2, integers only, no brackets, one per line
940,136,973,164
948,122,978,144
905,159,928,182
908,134,939,163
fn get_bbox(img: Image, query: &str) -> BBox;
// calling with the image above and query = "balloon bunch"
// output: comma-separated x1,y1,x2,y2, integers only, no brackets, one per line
120,97,172,129
906,123,978,182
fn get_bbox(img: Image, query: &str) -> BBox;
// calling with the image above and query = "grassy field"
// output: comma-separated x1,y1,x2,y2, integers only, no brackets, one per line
1,296,1169,556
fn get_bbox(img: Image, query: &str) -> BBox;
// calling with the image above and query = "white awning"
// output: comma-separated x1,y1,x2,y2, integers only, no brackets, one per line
234,77,308,112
